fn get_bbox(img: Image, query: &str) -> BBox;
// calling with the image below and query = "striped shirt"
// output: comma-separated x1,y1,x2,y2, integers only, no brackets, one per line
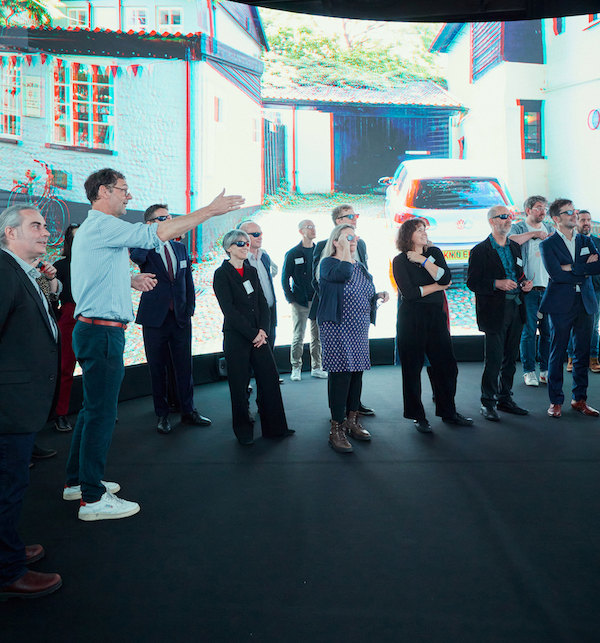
71,209,165,322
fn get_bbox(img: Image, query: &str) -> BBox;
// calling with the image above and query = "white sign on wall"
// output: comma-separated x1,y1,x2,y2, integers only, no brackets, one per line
23,76,43,118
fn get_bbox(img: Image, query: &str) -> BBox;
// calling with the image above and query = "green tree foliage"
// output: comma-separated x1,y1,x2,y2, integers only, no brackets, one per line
261,10,445,89
0,0,56,28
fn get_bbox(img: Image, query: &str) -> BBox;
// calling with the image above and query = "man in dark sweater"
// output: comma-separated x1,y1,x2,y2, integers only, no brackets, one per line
282,219,326,381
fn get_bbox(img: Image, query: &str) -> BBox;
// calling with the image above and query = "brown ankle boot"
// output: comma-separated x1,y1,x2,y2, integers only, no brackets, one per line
329,420,353,452
344,411,371,441
590,357,600,373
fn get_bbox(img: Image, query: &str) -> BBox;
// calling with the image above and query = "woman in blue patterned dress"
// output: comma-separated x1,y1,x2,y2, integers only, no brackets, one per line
317,224,389,452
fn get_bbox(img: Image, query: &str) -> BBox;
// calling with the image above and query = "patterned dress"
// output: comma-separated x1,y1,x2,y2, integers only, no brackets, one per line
320,262,375,372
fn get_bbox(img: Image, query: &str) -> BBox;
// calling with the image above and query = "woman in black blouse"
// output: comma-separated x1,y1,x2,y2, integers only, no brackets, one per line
213,229,293,445
53,224,79,432
393,218,473,432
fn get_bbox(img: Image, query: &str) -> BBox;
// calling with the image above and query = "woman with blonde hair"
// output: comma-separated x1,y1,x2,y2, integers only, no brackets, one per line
317,224,388,453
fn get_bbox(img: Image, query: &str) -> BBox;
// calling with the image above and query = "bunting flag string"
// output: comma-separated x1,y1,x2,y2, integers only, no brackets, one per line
40,53,47,65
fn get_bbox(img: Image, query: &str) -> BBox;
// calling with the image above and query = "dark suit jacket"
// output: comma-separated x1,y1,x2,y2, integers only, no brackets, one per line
0,250,59,434
539,232,600,315
244,250,276,327
130,241,195,328
213,260,270,342
466,236,527,334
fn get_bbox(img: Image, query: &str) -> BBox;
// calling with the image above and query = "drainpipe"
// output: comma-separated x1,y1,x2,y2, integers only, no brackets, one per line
291,106,297,193
185,47,197,261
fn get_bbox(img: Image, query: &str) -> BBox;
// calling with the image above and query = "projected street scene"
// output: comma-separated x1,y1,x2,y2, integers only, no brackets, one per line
1,5,599,365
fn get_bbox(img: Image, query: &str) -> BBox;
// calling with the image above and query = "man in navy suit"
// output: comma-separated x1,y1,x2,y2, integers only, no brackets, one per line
130,204,211,434
540,199,600,418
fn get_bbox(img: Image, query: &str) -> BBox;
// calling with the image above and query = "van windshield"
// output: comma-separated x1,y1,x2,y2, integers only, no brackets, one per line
409,179,507,209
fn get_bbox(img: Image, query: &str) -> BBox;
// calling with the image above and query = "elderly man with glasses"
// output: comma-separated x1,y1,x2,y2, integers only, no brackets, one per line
467,205,533,421
540,199,600,418
130,204,211,435
282,219,327,381
311,204,374,415
508,195,554,387
64,168,243,521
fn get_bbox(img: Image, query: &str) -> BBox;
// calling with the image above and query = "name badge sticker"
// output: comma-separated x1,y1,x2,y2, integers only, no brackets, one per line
295,257,305,265
581,247,590,256
180,260,187,268
516,257,523,266
243,280,254,294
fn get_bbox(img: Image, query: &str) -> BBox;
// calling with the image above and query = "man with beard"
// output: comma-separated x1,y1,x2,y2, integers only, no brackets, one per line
508,195,553,386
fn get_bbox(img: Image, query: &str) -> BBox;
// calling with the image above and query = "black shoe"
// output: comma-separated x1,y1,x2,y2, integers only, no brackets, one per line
496,399,529,415
181,411,211,426
278,377,284,384
247,383,253,394
31,444,57,459
414,419,432,433
237,436,254,445
157,416,171,434
358,403,375,416
480,405,500,421
55,416,72,432
442,412,474,426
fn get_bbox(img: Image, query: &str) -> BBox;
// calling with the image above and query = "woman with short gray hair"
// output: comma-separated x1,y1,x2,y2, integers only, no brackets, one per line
213,229,293,445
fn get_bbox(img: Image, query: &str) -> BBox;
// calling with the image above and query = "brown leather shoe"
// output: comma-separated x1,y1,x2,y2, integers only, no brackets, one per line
0,570,62,600
567,357,573,372
547,404,562,418
343,411,371,441
328,420,353,453
590,357,600,373
25,544,44,565
571,399,600,416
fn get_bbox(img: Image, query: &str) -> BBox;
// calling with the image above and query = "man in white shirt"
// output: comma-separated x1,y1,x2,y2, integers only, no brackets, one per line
509,195,553,386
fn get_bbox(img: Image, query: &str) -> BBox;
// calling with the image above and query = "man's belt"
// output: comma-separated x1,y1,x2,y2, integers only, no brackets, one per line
531,286,545,291
77,316,128,329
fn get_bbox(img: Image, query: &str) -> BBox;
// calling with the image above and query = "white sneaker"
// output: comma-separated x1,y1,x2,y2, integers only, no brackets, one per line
311,368,328,379
539,371,548,385
290,367,301,381
63,480,120,501
78,492,140,522
524,372,539,386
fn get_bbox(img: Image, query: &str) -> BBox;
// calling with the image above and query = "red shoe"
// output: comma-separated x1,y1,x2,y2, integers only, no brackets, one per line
571,399,600,416
0,570,62,600
25,544,44,564
547,404,562,418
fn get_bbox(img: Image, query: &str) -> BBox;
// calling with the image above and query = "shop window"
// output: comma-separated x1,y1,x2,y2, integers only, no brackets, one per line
517,99,543,159
0,55,21,139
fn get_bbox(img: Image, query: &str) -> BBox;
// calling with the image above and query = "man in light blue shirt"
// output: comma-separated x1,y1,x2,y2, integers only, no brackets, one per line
65,168,244,521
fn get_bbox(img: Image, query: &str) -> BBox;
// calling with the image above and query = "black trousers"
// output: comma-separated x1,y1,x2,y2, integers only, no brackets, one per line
397,301,458,420
328,371,363,423
224,330,288,440
143,312,194,417
481,299,524,407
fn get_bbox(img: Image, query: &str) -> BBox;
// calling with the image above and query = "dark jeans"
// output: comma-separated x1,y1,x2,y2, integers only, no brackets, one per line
328,371,363,423
0,432,35,587
481,299,524,407
66,322,125,503
520,289,550,373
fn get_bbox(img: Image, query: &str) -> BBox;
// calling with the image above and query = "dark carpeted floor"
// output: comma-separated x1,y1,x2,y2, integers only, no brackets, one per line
3,363,600,643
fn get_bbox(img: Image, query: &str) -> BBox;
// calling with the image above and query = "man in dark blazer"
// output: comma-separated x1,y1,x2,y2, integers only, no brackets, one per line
0,205,62,600
130,204,211,434
311,204,374,415
540,199,600,418
467,205,533,421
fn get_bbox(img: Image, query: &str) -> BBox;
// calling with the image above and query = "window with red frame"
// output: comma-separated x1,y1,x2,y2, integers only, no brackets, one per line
53,61,114,150
517,99,543,159
0,55,21,138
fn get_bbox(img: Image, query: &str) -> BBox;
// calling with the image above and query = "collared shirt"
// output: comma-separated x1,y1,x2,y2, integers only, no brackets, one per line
247,248,275,308
556,228,580,293
71,209,165,322
2,248,59,341
489,234,518,293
